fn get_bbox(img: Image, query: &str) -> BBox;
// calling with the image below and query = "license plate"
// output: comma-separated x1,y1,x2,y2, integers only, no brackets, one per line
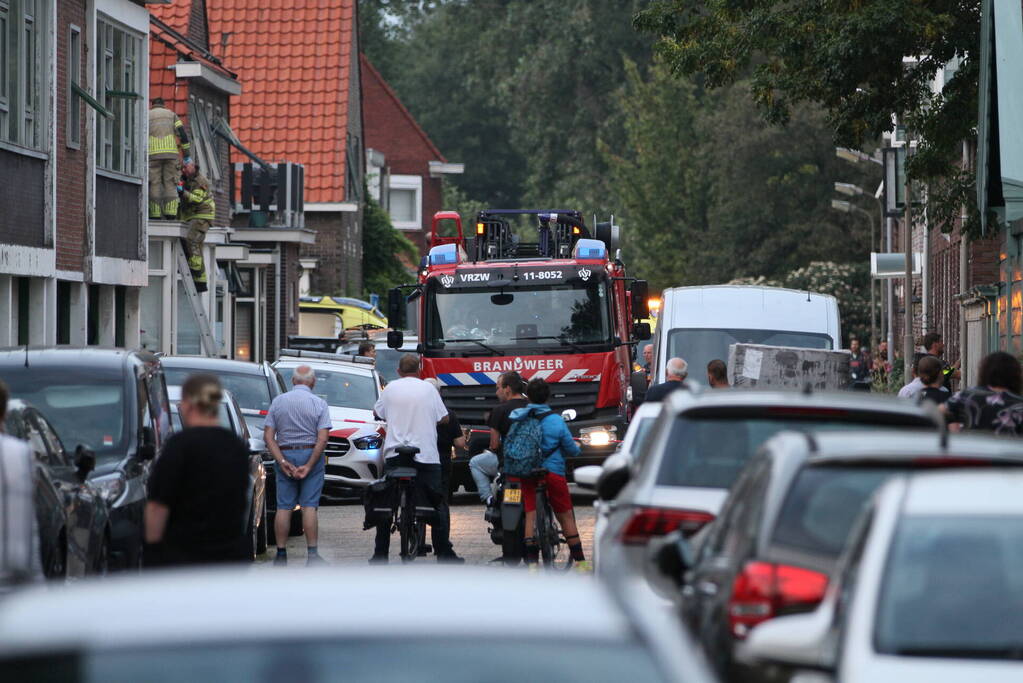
504,488,521,504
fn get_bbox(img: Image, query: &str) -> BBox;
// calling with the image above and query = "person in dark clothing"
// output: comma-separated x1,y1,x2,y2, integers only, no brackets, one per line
468,371,528,504
644,357,688,403
922,331,958,390
145,374,251,566
423,378,465,563
944,351,1023,434
848,338,872,385
917,355,950,406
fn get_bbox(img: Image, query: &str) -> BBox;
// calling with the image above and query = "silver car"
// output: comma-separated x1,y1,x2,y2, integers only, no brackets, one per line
589,388,939,589
741,468,1023,682
0,567,718,683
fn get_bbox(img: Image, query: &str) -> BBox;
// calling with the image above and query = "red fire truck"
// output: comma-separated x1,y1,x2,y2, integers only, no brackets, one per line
387,209,650,488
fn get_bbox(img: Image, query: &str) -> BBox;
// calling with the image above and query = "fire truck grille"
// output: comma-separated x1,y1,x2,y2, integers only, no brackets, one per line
439,381,601,426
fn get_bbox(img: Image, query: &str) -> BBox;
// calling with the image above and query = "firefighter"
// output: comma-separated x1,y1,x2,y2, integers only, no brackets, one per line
179,163,215,292
148,98,191,219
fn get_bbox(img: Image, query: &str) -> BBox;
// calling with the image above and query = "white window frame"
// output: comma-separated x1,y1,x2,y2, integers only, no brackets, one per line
95,15,142,178
66,23,80,149
388,174,423,231
0,0,48,152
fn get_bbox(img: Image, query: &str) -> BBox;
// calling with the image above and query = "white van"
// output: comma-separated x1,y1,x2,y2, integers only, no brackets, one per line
651,285,841,384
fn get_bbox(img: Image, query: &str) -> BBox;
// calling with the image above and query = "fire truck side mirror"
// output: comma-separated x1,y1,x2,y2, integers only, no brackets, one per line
387,330,404,349
631,280,650,319
387,288,405,333
633,322,652,341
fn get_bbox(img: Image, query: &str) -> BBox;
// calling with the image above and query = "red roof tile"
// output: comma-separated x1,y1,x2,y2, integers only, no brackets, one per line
149,0,190,34
207,1,357,203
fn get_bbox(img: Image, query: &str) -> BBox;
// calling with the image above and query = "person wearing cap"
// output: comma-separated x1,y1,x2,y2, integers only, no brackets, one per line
263,365,332,566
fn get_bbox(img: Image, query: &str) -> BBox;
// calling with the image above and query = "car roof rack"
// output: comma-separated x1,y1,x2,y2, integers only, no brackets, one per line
278,348,375,365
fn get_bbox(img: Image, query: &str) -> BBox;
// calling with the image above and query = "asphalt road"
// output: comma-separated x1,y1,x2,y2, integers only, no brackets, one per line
258,491,597,567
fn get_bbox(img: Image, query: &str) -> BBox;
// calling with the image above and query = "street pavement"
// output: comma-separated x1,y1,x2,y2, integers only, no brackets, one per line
258,491,597,567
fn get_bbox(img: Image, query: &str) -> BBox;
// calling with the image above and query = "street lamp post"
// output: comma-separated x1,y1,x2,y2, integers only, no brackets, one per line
831,197,878,352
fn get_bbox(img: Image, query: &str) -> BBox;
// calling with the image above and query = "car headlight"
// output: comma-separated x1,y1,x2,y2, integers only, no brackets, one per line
353,435,383,451
92,473,127,506
579,426,617,447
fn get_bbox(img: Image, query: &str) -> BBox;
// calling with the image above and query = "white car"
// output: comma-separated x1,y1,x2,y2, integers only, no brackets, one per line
274,352,384,488
574,400,663,570
740,469,1023,682
0,567,719,683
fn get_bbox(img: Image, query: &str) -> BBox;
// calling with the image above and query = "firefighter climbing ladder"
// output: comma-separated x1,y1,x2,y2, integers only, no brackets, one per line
174,241,219,356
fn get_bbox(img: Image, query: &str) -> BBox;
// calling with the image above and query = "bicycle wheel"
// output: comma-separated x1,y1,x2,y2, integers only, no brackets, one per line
536,490,555,567
399,487,419,562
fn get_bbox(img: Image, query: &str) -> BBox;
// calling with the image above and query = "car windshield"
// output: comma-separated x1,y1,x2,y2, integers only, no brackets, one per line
374,349,404,384
666,328,832,381
277,366,377,411
657,412,932,489
425,278,612,352
7,639,669,683
1,367,127,462
875,515,1023,658
163,368,272,413
770,466,892,561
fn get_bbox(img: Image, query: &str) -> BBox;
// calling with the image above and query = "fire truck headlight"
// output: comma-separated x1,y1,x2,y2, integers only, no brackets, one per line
579,426,617,447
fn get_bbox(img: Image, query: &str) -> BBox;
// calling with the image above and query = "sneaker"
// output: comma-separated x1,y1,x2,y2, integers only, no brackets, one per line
573,560,593,573
306,554,328,567
368,554,388,565
273,554,287,567
436,553,466,565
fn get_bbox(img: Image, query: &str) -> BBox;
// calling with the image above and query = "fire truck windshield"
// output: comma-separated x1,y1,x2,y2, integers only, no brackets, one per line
425,278,612,353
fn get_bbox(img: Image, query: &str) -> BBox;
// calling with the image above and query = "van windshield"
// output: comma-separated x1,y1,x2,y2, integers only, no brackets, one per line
666,328,832,380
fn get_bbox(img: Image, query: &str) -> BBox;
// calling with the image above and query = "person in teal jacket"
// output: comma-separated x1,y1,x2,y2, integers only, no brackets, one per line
508,379,589,570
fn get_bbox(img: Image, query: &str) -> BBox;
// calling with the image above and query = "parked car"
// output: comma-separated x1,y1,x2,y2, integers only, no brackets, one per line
373,337,419,385
575,399,663,569
166,388,268,557
740,469,1023,683
159,356,287,436
650,285,841,385
589,389,938,589
0,568,718,683
274,351,384,491
667,429,1023,678
3,400,109,579
0,348,172,570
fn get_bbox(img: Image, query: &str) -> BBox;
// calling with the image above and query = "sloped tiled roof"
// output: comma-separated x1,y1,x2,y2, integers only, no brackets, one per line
149,0,190,35
361,54,445,163
207,1,357,203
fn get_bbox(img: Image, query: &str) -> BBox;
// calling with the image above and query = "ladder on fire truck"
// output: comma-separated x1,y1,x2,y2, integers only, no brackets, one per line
174,241,219,356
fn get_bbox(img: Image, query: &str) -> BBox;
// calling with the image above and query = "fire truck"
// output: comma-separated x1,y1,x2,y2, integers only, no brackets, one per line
386,209,651,488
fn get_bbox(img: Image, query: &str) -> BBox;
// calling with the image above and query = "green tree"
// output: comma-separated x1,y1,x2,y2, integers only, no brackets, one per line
635,0,983,235
362,194,418,297
780,261,871,344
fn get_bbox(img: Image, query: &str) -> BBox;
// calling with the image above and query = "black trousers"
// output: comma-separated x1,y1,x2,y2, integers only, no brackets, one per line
374,461,453,556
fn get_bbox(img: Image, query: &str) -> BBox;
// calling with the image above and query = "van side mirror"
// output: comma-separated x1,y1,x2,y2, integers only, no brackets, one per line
74,445,96,482
631,280,650,319
596,454,630,501
139,426,157,461
633,322,652,341
387,288,405,331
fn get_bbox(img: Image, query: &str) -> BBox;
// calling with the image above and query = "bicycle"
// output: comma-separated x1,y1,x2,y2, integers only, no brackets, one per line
387,446,429,563
501,468,574,571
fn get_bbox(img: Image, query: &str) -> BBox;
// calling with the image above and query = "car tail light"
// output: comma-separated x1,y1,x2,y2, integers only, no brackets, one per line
728,561,828,639
259,410,268,416
619,507,715,545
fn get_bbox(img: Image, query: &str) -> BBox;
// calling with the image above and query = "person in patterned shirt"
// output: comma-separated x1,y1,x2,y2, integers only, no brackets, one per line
943,352,1023,435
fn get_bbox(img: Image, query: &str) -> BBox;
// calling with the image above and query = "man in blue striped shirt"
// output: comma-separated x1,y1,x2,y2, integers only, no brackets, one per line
264,365,331,566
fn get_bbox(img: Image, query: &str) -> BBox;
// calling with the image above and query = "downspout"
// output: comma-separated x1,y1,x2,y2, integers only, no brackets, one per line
960,140,970,385
275,245,282,361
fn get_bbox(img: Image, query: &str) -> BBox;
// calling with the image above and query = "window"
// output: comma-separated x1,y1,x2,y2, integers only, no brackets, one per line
56,281,71,344
140,275,163,351
96,18,142,176
1,0,46,150
66,25,81,147
388,174,422,229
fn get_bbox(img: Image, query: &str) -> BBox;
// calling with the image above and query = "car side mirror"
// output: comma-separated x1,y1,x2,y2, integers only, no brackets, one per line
74,445,96,482
573,465,602,490
596,453,630,501
139,426,157,461
644,530,695,600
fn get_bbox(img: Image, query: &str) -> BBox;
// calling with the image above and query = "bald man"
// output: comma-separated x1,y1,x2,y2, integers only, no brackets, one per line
644,357,689,403
264,364,332,566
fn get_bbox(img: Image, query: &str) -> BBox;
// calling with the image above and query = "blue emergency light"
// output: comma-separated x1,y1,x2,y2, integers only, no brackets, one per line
428,243,461,266
573,238,606,260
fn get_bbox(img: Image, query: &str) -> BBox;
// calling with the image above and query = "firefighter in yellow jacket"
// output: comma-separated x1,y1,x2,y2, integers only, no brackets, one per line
179,163,215,292
148,98,191,219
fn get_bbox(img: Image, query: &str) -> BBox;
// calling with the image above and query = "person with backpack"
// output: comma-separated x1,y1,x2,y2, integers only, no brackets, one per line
504,378,588,570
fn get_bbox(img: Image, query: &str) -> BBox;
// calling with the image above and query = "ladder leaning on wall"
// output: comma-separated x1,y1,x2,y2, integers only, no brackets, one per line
174,240,219,356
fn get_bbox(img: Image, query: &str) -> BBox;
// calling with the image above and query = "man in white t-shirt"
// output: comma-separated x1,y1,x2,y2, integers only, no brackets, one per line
370,354,462,563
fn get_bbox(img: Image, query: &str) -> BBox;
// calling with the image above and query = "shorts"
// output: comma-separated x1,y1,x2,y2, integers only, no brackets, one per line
275,449,325,509
516,472,572,514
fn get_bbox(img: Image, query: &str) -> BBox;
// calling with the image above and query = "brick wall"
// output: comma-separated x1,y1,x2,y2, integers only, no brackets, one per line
303,212,346,295
55,0,87,273
189,0,210,49
263,242,301,360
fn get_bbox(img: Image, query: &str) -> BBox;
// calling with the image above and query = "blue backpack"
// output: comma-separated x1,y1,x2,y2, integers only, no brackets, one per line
503,409,553,477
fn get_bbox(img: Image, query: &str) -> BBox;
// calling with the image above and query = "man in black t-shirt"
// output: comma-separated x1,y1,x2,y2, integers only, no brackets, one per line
468,371,528,504
145,374,251,567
